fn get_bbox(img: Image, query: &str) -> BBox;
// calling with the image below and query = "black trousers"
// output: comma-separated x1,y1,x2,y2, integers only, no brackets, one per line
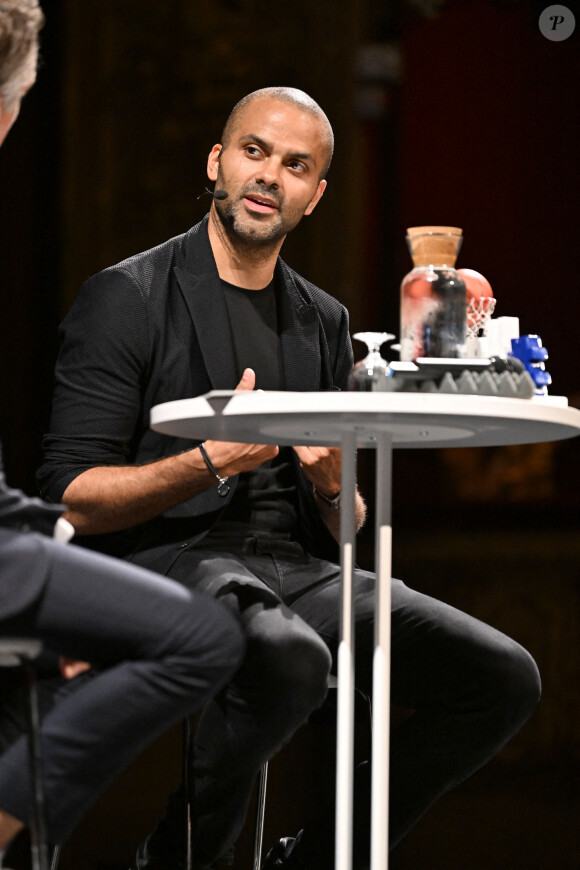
148,535,541,869
0,529,244,844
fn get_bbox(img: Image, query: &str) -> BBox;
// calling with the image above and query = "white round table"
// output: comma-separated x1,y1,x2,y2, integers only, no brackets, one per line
151,390,580,870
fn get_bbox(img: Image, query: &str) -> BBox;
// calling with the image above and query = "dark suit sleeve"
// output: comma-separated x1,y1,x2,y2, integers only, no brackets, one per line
37,269,151,503
0,444,63,534
333,304,354,390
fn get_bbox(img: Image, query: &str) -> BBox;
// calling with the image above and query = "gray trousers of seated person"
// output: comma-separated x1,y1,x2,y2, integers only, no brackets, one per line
144,535,541,870
0,530,244,845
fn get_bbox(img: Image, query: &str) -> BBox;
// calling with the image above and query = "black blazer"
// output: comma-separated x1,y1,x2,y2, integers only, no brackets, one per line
38,217,353,572
1,443,63,620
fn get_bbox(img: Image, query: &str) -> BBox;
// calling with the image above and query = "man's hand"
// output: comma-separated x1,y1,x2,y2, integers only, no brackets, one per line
292,445,342,498
200,368,279,477
294,444,367,539
235,367,256,393
59,658,91,679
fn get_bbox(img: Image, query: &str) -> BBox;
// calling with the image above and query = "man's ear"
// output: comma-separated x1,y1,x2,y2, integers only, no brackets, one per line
207,144,222,182
304,179,327,216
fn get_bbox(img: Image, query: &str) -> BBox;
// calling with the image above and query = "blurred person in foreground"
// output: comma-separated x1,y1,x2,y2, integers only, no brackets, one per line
0,3,244,867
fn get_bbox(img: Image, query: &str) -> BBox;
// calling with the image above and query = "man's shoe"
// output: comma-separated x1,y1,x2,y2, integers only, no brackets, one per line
261,830,304,868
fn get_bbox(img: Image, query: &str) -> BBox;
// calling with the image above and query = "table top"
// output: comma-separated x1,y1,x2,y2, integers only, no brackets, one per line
150,391,580,449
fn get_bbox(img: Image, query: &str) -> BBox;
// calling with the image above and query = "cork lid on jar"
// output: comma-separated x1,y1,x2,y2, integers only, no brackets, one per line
406,226,463,267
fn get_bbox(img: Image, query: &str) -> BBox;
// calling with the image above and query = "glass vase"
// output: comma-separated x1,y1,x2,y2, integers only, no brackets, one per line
400,225,467,361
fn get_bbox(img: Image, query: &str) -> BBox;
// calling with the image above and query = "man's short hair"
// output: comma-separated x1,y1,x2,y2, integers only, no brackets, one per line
221,86,334,180
0,0,43,108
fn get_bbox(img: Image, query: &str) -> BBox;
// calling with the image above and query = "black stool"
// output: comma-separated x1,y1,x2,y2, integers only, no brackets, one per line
0,638,49,870
251,675,340,870
182,717,193,870
254,677,374,870
182,676,368,870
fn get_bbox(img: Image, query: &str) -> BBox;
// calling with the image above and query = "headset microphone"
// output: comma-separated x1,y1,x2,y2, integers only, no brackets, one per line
213,189,228,200
197,187,229,201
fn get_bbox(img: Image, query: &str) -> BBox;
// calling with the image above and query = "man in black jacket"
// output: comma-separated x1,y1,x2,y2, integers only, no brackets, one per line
0,4,244,865
39,85,541,870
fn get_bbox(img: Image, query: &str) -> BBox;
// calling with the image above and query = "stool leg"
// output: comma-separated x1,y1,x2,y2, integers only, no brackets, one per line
252,762,268,870
50,844,61,870
355,686,372,736
182,718,192,870
22,658,49,870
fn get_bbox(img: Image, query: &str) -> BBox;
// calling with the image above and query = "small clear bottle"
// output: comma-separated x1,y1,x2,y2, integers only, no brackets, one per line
400,226,467,361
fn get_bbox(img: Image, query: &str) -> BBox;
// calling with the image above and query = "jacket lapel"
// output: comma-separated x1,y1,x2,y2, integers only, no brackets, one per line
276,261,323,392
174,220,238,390
174,220,327,393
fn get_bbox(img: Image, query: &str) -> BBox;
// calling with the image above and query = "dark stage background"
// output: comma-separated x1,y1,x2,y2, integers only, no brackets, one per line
1,1,579,868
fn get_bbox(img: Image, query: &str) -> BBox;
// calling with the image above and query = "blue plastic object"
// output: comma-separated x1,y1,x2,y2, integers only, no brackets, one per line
509,335,552,394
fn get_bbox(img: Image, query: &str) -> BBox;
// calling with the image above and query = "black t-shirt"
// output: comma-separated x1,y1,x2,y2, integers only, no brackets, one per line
222,278,282,390
200,278,300,543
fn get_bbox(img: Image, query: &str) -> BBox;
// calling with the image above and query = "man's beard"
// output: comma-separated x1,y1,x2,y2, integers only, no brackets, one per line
214,182,303,247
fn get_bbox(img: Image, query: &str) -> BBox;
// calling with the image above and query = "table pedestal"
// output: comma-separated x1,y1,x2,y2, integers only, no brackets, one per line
336,432,392,870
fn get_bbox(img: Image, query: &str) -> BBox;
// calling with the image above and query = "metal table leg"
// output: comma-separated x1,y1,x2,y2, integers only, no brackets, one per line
371,433,393,870
335,430,357,870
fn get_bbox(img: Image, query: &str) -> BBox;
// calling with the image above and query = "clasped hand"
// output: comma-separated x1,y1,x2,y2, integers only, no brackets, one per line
198,369,340,496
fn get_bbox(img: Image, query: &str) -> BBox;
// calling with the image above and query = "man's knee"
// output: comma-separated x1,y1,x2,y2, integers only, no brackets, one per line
250,627,332,720
490,640,541,733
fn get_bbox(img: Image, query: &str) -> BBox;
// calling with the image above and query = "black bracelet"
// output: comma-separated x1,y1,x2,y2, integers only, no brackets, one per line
313,487,341,510
199,443,230,497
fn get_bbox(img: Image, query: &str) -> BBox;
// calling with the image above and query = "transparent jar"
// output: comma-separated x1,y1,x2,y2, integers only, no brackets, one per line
400,226,467,361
